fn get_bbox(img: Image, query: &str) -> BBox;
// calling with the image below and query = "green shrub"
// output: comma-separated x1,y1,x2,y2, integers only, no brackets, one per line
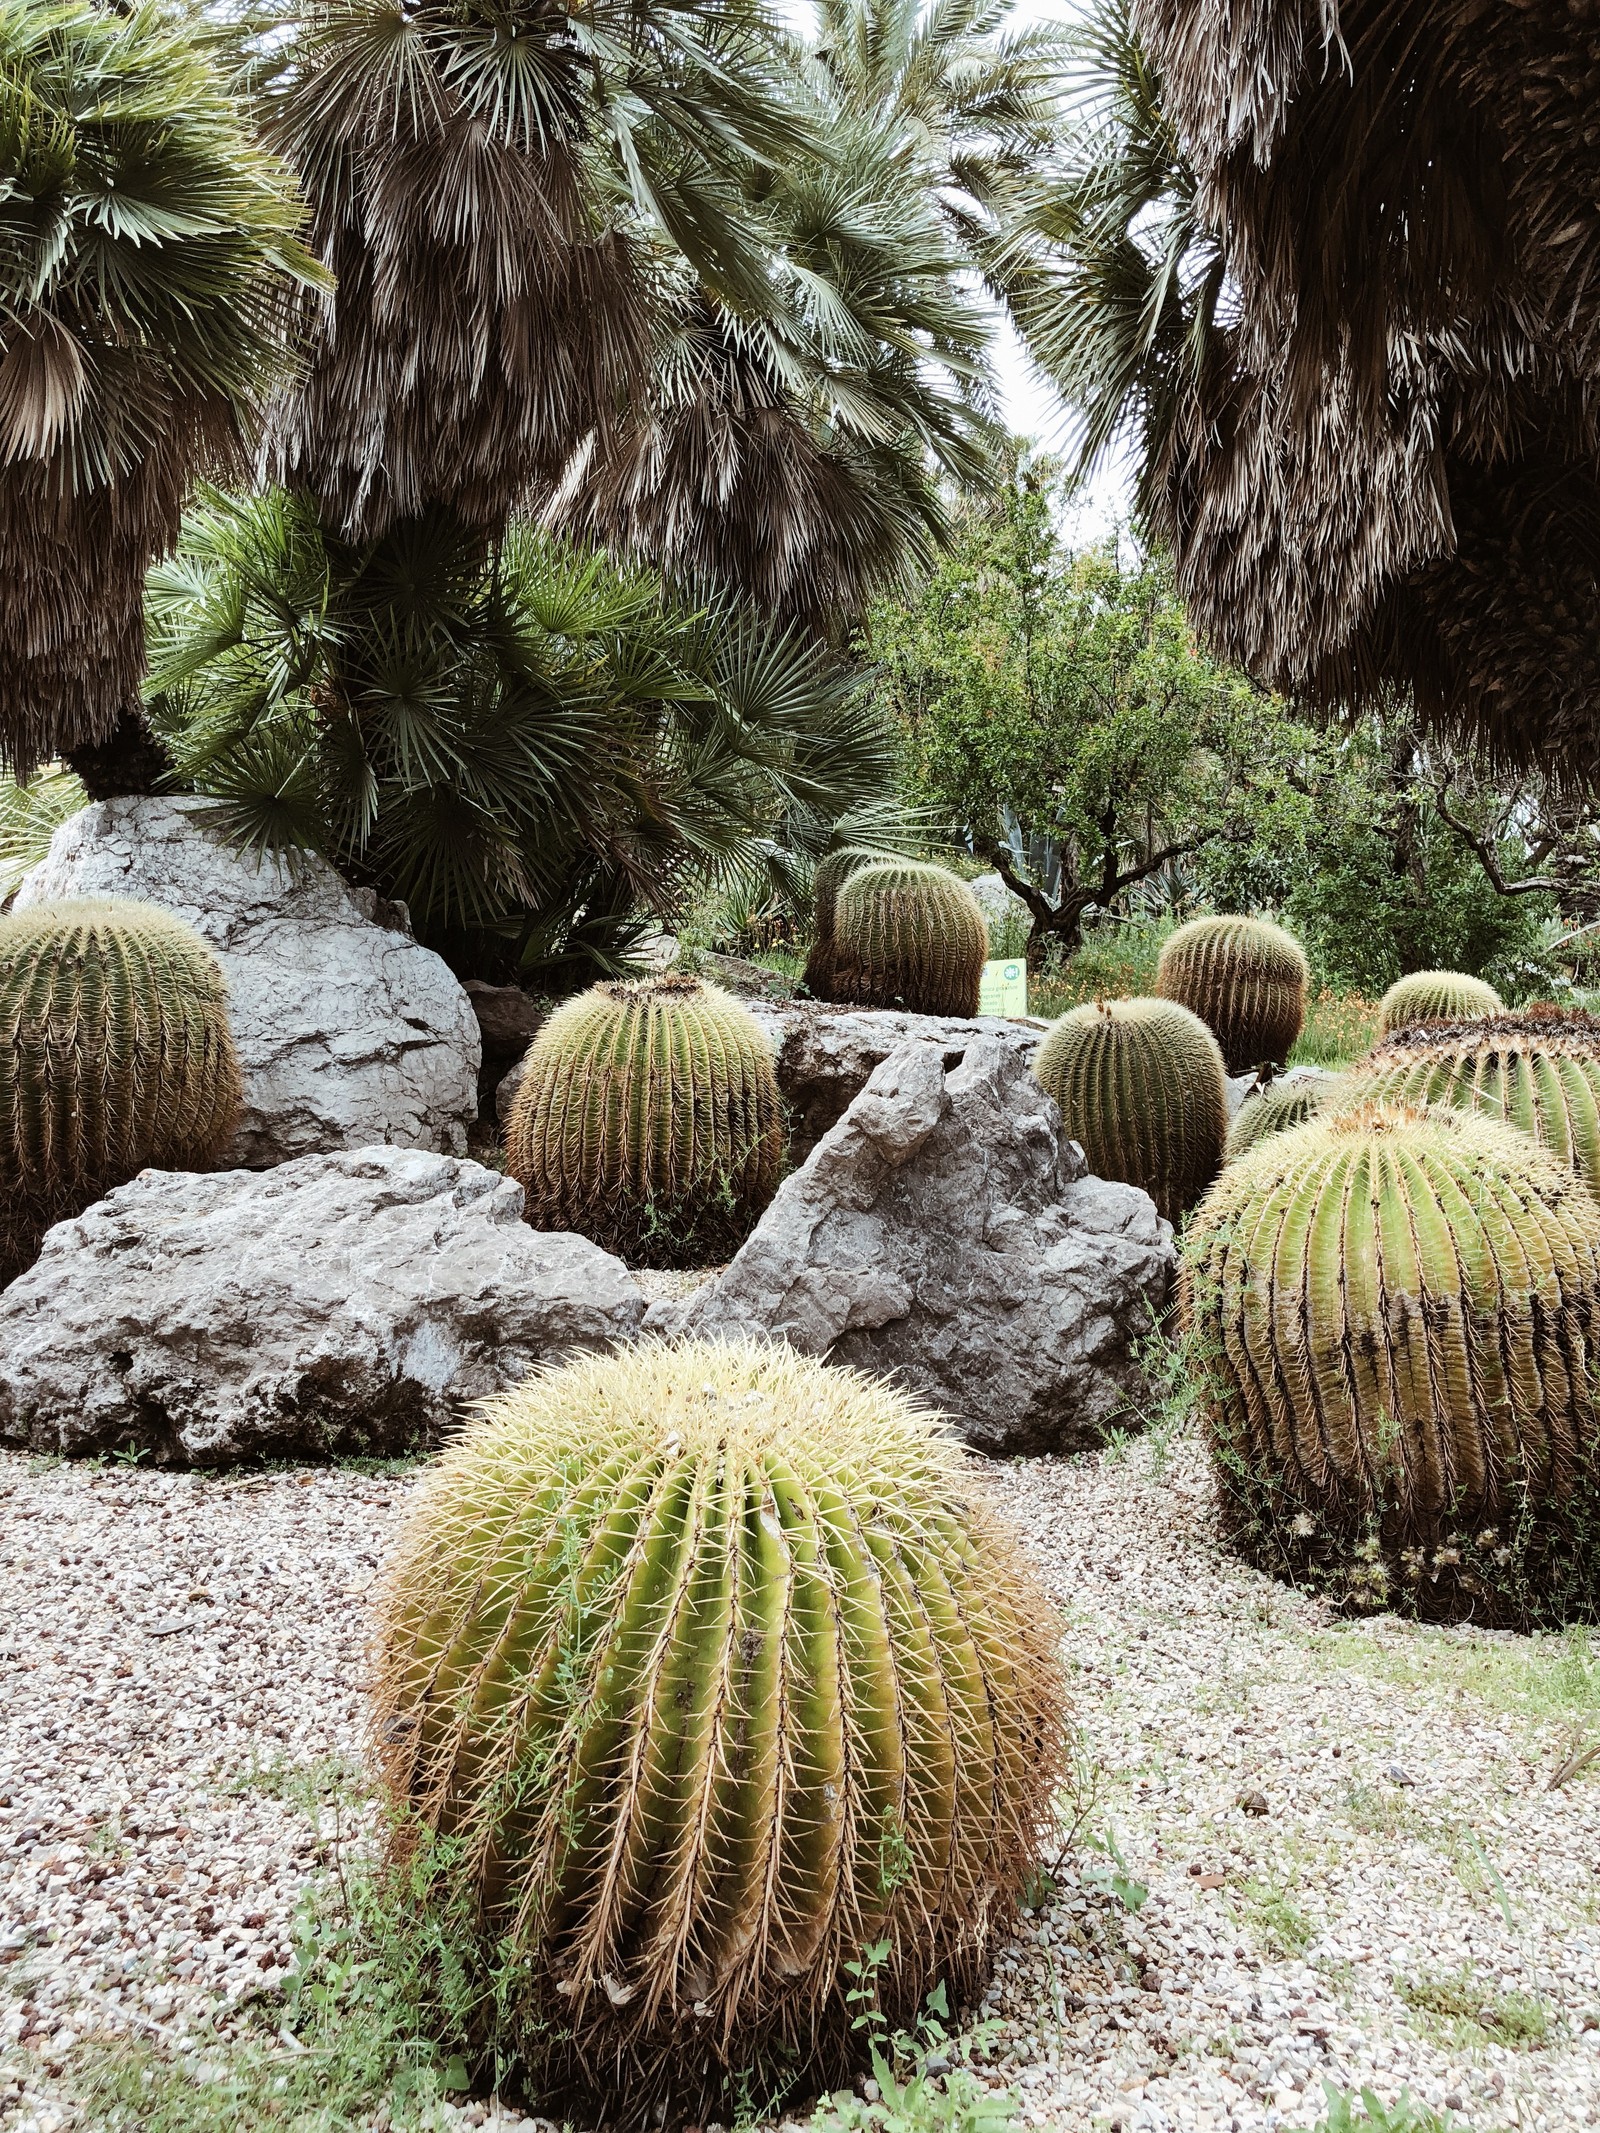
1033,997,1228,1221
1156,914,1309,1073
827,861,988,1016
505,975,783,1266
1183,1101,1600,1625
371,1341,1067,2124
0,899,241,1284
1348,1008,1600,1196
1376,969,1502,1036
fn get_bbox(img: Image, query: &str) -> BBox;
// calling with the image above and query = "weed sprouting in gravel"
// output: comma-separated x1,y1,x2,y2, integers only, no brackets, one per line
1287,2082,1467,2133
1396,1963,1552,2051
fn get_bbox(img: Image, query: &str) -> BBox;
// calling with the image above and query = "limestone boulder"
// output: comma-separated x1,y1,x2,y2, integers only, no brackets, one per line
16,797,480,1165
0,1148,644,1464
671,1037,1174,1456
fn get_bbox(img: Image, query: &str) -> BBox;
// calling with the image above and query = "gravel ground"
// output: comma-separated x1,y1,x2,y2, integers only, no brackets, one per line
3,1432,1600,2132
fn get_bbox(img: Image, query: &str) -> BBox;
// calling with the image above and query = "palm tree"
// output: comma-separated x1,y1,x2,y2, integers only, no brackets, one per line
999,0,1222,523
0,0,318,788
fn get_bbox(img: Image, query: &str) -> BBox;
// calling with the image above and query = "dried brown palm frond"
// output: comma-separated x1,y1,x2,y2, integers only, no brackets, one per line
1039,0,1600,772
0,0,317,782
264,0,813,543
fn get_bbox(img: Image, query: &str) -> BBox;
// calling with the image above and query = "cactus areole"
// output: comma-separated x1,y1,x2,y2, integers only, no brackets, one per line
505,975,784,1266
1155,914,1308,1074
1347,1008,1600,1197
826,859,988,1017
1183,1102,1600,1624
0,897,241,1285
1376,968,1502,1037
1033,995,1228,1222
373,1342,1068,2123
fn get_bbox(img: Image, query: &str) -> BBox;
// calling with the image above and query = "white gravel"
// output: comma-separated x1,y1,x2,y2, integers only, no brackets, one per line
3,1431,1600,2132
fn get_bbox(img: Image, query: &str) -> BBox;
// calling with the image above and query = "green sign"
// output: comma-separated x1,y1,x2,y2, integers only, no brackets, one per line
978,957,1028,1018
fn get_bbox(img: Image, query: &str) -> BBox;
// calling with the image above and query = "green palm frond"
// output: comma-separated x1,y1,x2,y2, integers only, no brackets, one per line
0,765,84,900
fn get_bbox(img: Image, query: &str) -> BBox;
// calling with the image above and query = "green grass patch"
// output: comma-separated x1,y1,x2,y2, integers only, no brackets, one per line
1242,1875,1317,1959
1395,1963,1551,2051
1318,1622,1600,1726
1287,2083,1468,2133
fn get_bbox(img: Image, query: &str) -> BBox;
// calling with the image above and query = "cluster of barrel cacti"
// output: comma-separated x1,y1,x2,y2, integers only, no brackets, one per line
809,858,988,1016
0,898,242,1284
506,974,784,1266
373,1341,1067,2124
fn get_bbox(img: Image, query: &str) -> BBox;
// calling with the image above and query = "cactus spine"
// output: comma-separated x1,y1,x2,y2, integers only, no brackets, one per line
1155,914,1308,1073
1377,969,1503,1036
1225,1073,1342,1161
827,859,988,1016
505,975,784,1265
1033,997,1228,1221
373,1341,1067,2123
1348,1009,1600,1196
1183,1103,1600,1623
802,845,881,998
0,898,241,1285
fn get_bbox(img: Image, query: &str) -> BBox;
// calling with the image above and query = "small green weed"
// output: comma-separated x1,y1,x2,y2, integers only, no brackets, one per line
819,1956,1018,2133
1243,1875,1316,1959
1286,2082,1464,2133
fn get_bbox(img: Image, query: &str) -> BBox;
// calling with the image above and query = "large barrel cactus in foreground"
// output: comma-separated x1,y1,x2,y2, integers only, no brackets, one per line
1156,915,1308,1073
1034,997,1228,1221
802,845,881,999
373,1342,1067,2124
1183,1103,1600,1624
506,976,784,1266
1,899,241,1284
1348,1009,1600,1195
1377,969,1502,1036
1225,1073,1342,1162
827,860,988,1016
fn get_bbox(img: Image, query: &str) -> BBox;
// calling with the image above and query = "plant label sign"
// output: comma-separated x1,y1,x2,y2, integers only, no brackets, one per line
979,958,1028,1018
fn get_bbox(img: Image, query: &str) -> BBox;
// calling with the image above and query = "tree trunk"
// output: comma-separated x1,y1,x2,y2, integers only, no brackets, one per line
63,707,170,800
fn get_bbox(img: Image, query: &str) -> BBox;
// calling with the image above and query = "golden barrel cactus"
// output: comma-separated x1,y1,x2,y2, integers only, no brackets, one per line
1155,914,1308,1073
373,1342,1067,2123
1347,1008,1600,1195
1,898,242,1284
1377,969,1503,1036
827,860,988,1017
1033,996,1228,1222
505,975,784,1266
802,845,881,999
1224,1073,1342,1162
1183,1102,1600,1623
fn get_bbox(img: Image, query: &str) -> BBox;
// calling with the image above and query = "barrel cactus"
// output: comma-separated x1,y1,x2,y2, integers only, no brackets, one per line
1033,996,1228,1221
826,860,988,1017
1377,969,1503,1036
802,845,881,998
1155,915,1308,1073
372,1341,1067,2122
1347,1008,1600,1196
1183,1102,1600,1624
1225,1073,1343,1162
505,975,784,1265
0,898,242,1285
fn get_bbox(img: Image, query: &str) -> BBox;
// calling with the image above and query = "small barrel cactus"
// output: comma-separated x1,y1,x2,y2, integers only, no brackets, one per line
1183,1102,1600,1624
802,845,882,998
1225,1072,1342,1162
373,1341,1067,2122
1033,996,1228,1221
505,975,784,1266
1377,969,1503,1036
1155,914,1308,1073
827,859,988,1016
0,898,242,1285
1347,1008,1600,1196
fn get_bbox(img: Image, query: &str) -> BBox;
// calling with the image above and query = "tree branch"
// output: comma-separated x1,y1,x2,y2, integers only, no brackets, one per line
1432,779,1563,897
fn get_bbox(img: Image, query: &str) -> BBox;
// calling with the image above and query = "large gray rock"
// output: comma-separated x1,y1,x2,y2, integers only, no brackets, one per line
17,797,480,1165
672,1037,1175,1456
0,1148,644,1464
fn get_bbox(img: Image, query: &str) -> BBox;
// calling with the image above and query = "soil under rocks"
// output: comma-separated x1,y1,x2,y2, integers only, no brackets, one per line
3,1434,1600,2132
